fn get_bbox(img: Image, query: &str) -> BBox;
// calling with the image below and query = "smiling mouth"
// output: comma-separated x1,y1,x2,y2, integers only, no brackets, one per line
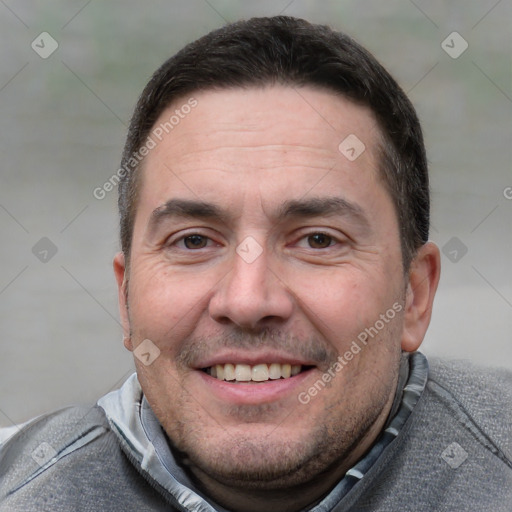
201,363,314,382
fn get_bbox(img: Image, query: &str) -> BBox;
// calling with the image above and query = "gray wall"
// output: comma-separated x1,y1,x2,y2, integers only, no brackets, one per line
1,0,511,427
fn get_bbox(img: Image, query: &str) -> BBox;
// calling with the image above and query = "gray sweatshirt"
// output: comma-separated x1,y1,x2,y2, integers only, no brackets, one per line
0,352,511,511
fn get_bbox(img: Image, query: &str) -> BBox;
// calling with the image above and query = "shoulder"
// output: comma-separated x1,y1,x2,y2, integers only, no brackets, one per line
0,405,110,497
0,405,154,511
426,356,512,465
341,355,512,510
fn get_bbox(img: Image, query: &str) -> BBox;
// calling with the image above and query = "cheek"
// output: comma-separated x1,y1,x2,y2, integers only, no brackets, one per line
290,267,392,341
126,259,211,345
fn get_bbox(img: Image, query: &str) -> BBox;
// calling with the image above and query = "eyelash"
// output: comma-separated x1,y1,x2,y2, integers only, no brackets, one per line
168,231,342,251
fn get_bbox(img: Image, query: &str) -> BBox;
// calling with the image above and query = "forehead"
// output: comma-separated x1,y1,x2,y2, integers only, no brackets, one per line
136,85,389,226
148,85,382,160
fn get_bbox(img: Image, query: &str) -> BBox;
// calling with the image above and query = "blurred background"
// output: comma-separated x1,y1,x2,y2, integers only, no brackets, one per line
1,0,511,427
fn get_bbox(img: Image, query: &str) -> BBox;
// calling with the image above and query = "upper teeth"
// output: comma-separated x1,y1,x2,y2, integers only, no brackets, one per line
208,363,302,381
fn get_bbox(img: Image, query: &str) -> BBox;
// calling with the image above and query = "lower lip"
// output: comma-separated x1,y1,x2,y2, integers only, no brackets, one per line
195,369,315,405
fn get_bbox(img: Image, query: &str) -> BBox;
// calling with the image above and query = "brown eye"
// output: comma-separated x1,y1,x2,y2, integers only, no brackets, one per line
307,233,333,249
183,235,208,249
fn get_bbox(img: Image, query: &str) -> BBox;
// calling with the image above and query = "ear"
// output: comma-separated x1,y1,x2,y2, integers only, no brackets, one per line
113,251,133,351
401,241,441,352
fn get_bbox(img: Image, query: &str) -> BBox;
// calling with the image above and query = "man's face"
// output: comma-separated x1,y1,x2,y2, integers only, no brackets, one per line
115,86,412,489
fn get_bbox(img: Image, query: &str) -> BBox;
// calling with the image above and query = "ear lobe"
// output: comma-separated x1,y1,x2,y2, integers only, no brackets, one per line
401,242,441,352
113,252,133,351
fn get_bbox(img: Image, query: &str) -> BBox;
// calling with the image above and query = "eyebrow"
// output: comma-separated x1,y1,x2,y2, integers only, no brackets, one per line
147,196,370,233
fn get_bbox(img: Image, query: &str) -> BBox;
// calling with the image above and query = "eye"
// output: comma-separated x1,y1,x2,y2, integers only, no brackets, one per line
293,231,346,251
184,234,208,249
305,233,335,249
174,234,213,250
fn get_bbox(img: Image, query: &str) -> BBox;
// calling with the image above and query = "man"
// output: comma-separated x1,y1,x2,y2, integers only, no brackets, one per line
1,16,511,512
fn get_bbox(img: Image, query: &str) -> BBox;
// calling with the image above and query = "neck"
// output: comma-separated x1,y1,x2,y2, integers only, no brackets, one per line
186,392,396,512
191,469,342,512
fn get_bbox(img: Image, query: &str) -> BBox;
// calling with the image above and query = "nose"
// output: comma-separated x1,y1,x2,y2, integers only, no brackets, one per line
209,243,294,330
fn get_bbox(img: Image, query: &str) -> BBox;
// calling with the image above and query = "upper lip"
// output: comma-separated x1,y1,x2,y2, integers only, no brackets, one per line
194,351,317,369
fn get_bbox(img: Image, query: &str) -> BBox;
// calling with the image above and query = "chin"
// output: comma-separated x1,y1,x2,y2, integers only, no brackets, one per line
178,426,326,489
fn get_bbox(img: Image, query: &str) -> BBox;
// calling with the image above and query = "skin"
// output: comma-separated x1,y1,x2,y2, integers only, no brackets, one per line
114,85,440,512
